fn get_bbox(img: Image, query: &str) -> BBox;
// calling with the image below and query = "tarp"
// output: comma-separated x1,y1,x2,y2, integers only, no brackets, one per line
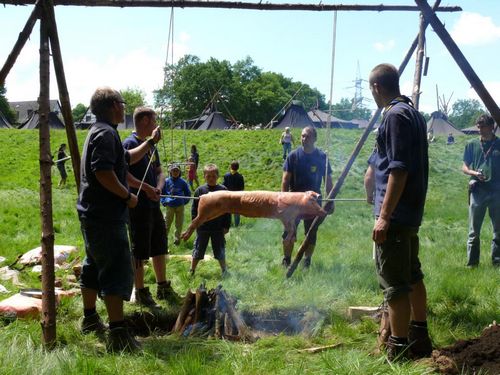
275,103,317,129
197,112,230,130
0,111,12,128
17,111,65,129
426,111,463,136
308,109,358,129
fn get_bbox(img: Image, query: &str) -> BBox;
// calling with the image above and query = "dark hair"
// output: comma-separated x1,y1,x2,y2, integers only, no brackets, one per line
58,143,66,152
475,113,494,127
303,125,317,140
90,86,122,121
230,160,239,171
369,63,400,93
133,107,155,127
191,145,197,152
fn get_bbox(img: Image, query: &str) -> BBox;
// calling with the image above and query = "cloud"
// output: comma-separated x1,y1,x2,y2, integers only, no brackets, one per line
373,40,395,52
467,81,500,105
451,12,500,46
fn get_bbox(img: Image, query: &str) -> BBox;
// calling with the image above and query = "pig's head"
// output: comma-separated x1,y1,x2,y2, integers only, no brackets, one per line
298,191,327,218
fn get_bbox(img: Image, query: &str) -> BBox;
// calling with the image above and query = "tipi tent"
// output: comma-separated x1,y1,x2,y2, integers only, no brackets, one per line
426,111,463,136
275,102,317,129
308,109,358,129
18,111,65,129
197,112,230,130
0,111,12,128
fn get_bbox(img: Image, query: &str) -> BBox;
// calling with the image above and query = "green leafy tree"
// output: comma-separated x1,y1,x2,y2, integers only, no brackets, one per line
154,55,328,127
71,103,87,122
0,85,16,124
120,87,146,116
330,97,371,121
449,98,484,129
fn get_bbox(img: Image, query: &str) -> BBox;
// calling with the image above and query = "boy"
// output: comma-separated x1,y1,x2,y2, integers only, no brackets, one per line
161,164,191,246
189,164,231,276
222,160,245,227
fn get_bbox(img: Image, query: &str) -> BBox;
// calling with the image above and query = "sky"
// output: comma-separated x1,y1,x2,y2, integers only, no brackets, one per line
1,0,499,117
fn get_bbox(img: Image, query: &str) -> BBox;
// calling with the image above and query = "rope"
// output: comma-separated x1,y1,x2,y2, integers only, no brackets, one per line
160,194,199,200
137,145,157,195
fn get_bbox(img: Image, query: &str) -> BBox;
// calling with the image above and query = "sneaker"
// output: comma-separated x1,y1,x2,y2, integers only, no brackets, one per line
157,281,182,305
386,336,409,362
107,327,141,353
408,324,433,358
135,287,158,308
81,313,107,335
281,257,291,268
377,302,391,352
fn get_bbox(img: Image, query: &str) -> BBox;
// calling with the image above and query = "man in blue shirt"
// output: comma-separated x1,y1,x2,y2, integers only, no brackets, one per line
369,63,431,361
281,126,333,268
123,107,180,307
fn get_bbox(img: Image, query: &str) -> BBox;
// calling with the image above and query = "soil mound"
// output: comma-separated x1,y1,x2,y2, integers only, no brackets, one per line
431,323,500,374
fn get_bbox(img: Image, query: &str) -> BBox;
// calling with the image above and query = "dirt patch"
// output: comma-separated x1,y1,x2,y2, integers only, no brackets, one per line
431,323,500,374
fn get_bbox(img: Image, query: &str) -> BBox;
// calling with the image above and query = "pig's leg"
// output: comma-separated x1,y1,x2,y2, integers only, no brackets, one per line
282,218,297,244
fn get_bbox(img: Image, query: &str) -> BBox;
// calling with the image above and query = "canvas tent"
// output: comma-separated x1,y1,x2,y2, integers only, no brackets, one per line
308,109,358,129
18,111,65,129
426,111,463,136
275,102,317,129
0,111,12,128
76,108,133,130
197,112,230,130
10,100,61,125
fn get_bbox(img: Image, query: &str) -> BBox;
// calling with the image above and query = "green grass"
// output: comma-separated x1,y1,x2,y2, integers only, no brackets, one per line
0,128,499,374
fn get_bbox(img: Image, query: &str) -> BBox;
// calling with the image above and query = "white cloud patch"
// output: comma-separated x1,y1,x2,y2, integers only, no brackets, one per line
467,81,500,106
451,12,500,46
373,40,395,52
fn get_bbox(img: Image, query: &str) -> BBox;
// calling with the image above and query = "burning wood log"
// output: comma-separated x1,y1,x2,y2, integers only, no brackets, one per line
173,284,251,341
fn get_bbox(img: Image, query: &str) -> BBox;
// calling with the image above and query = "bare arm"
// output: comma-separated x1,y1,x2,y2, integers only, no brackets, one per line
462,162,485,181
372,169,408,244
128,126,161,165
281,171,292,192
364,165,375,204
95,170,137,208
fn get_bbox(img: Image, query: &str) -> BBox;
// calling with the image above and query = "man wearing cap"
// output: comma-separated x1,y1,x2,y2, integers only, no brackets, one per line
280,126,295,160
462,113,500,267
161,163,191,246
123,107,180,307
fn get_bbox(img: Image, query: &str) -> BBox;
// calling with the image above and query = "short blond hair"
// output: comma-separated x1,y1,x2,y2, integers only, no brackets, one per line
133,106,156,127
203,163,219,176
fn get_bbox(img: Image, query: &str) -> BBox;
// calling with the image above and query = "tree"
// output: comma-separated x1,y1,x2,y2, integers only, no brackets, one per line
0,85,16,124
120,87,146,116
330,97,371,121
154,55,328,127
71,103,87,122
449,98,484,129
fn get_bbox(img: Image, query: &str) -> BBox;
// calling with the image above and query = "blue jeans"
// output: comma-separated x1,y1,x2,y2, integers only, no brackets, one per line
282,142,292,160
467,185,500,266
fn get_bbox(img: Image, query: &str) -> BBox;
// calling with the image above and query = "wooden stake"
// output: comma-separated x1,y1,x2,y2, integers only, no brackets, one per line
173,290,195,333
412,11,426,109
39,10,57,349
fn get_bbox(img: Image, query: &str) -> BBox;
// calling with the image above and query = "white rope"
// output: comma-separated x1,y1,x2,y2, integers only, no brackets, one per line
160,194,199,200
137,146,157,195
53,156,71,163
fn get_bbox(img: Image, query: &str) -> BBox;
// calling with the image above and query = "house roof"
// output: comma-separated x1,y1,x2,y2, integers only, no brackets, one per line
9,100,61,124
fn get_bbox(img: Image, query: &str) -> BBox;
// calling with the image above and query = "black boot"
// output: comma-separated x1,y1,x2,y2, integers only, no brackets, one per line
408,322,433,358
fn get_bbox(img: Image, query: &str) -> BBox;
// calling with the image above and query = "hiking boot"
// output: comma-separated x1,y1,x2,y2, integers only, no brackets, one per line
157,281,182,305
377,303,391,352
81,313,107,335
386,336,409,362
408,323,433,358
107,327,141,353
282,256,291,268
135,287,158,308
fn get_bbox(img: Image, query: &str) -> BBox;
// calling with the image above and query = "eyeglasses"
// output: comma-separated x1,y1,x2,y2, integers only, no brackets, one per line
116,100,126,106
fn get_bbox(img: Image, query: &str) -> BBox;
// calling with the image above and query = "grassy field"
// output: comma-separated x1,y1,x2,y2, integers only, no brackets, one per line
0,128,498,374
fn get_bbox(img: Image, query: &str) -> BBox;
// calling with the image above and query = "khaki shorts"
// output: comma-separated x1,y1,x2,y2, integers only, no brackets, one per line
375,223,424,301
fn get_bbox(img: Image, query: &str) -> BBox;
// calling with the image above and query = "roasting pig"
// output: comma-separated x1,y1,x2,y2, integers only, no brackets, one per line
181,190,329,241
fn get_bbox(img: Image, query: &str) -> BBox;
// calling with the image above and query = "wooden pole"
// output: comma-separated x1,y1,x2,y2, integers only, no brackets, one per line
0,0,462,12
0,1,41,86
39,9,57,348
414,0,500,126
411,11,426,109
42,0,81,190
